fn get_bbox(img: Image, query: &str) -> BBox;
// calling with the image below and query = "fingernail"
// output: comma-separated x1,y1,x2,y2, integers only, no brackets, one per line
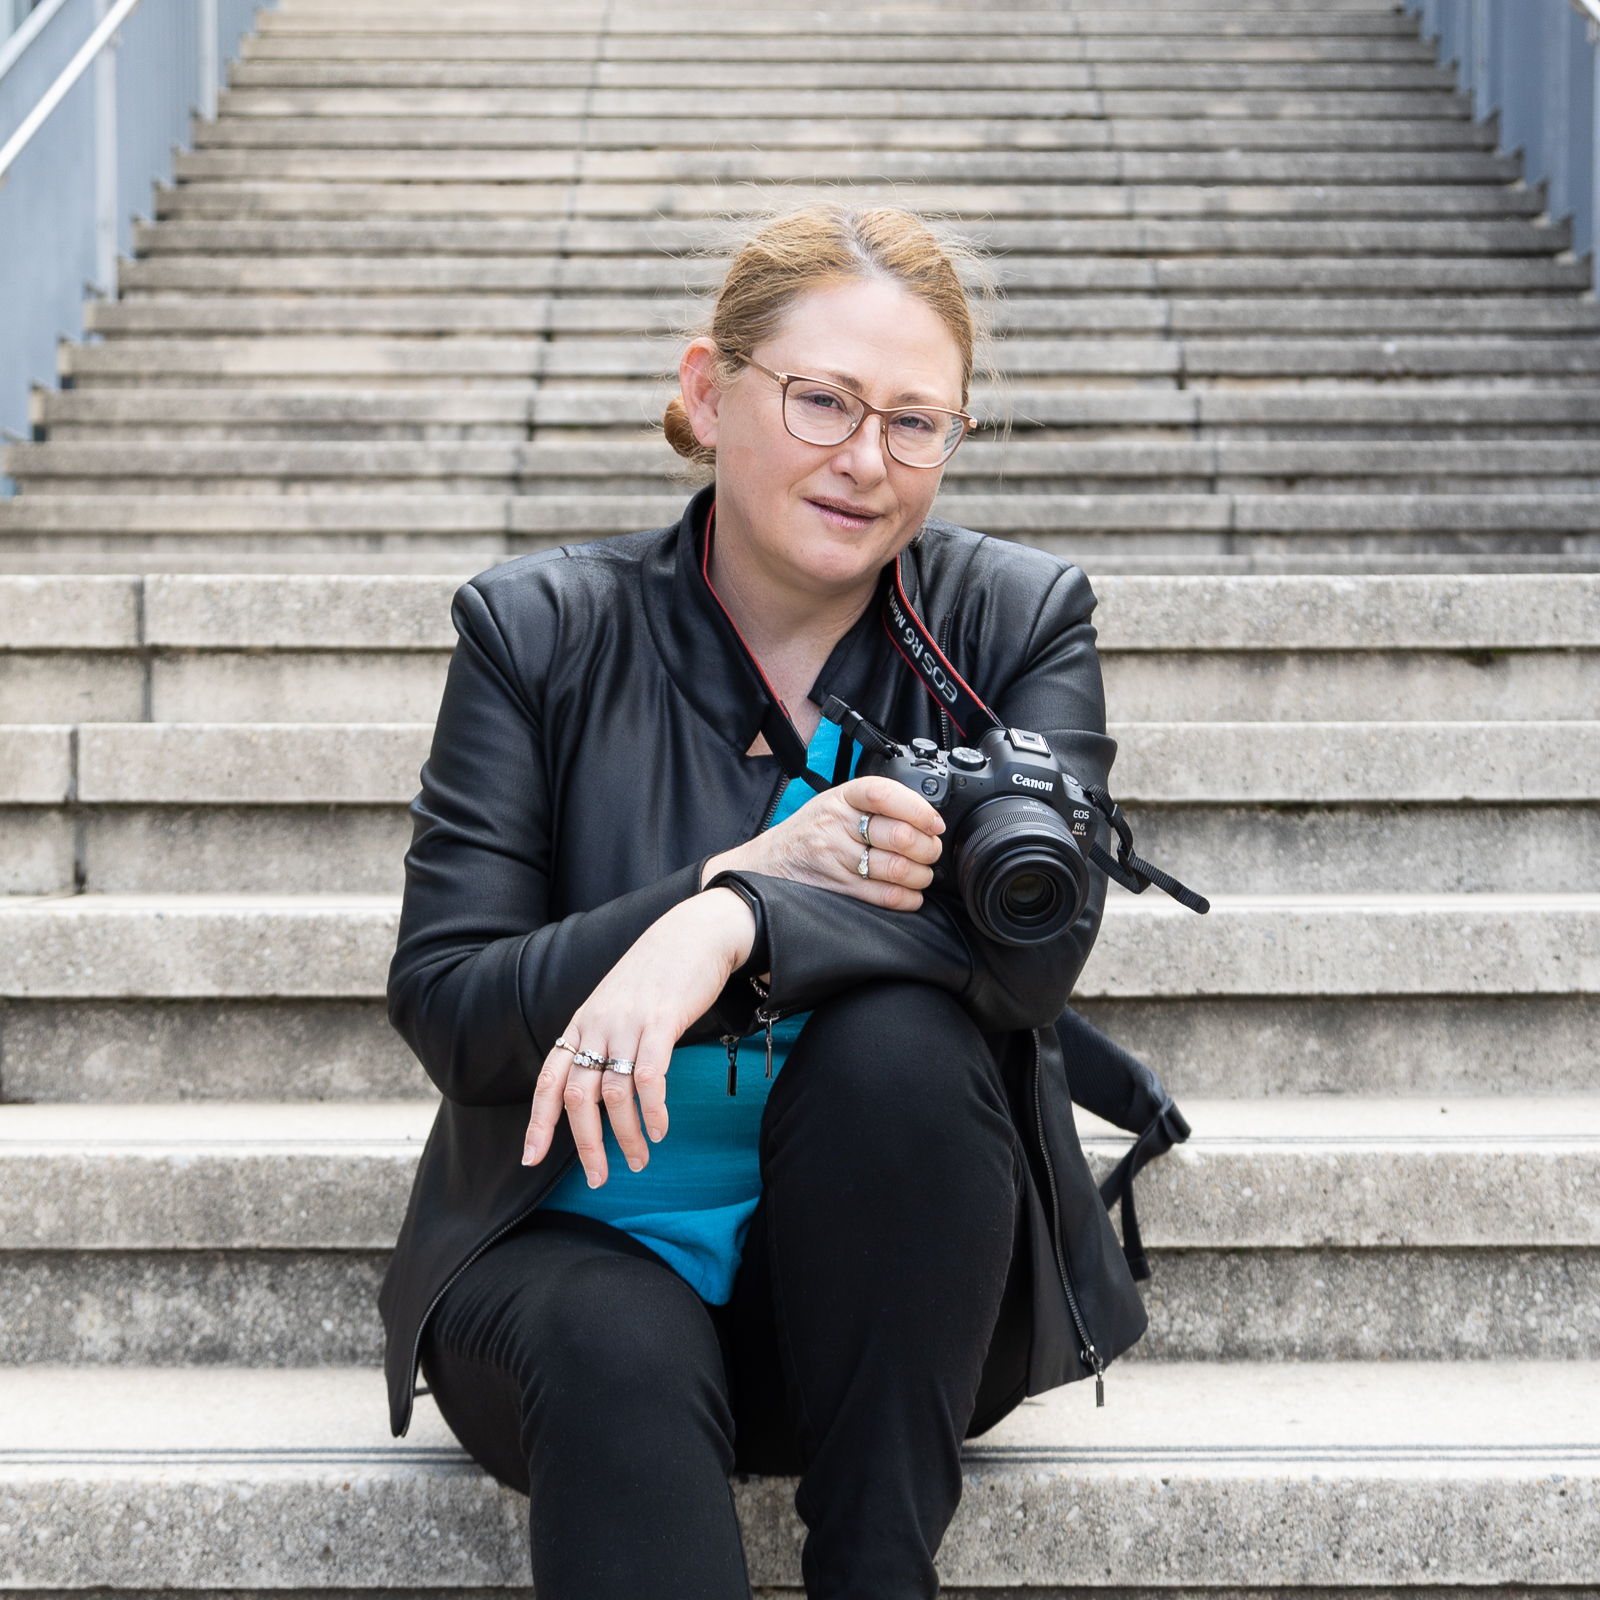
587,1173,601,1189
650,1127,663,1143
628,1158,644,1173
521,1148,535,1166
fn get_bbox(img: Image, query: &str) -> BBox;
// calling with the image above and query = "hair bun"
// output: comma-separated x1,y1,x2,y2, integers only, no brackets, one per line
663,394,715,470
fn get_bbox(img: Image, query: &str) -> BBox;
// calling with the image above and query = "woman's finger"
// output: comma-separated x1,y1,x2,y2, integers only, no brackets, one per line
600,1051,650,1173
840,775,946,837
631,1025,675,1144
860,810,943,865
562,1055,610,1187
524,1044,574,1165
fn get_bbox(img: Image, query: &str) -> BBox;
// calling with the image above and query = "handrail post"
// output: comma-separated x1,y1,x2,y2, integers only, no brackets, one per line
92,0,117,296
199,0,218,120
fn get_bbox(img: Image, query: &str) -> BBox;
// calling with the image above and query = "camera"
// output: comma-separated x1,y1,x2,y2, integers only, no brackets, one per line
837,706,1097,947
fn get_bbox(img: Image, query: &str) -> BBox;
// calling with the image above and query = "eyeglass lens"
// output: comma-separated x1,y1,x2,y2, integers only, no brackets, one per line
783,379,965,467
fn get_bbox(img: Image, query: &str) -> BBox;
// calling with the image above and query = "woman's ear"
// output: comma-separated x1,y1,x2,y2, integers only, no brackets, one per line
678,339,724,449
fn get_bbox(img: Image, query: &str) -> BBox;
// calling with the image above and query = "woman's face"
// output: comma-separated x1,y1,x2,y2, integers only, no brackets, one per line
680,278,967,600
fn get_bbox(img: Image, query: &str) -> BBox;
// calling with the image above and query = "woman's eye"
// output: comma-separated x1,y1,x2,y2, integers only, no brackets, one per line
795,388,847,413
890,411,938,436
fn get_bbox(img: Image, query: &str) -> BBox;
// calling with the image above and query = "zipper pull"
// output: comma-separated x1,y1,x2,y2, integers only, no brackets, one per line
1085,1348,1105,1407
722,1034,739,1096
1096,1372,1105,1408
759,1007,776,1079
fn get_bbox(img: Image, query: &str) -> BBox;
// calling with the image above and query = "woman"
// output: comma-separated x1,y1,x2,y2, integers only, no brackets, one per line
380,205,1147,1600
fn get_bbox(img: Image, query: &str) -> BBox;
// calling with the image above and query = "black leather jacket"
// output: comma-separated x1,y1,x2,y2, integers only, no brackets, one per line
380,485,1147,1436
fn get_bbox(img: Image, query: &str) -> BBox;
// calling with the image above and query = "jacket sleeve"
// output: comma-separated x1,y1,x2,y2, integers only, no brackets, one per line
387,578,704,1107
720,562,1115,1035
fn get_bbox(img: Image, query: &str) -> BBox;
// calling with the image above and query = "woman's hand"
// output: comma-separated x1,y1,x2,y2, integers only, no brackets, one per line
522,888,756,1186
700,775,944,910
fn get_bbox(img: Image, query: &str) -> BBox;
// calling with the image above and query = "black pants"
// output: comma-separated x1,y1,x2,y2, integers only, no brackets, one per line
420,981,1032,1600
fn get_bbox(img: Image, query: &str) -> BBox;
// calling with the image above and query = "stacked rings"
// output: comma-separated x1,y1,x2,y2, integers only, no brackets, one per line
552,1037,633,1074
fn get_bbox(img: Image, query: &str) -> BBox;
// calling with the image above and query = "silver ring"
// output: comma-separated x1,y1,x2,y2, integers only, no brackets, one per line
858,812,871,844
553,1035,579,1055
857,847,871,879
571,1048,606,1071
604,1058,635,1076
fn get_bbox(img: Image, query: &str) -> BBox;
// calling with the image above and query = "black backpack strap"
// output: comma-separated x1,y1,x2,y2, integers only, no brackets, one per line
1096,1097,1192,1282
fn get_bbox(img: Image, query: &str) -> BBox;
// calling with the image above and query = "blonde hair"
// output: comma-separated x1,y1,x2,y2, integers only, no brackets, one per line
663,204,987,476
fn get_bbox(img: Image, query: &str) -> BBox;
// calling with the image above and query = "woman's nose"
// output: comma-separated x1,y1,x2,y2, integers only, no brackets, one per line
832,414,890,482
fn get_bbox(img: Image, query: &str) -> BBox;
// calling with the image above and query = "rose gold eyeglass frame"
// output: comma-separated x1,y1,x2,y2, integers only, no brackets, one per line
730,352,975,469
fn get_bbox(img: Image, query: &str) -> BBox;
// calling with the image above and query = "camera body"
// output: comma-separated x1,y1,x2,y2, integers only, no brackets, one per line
858,724,1096,946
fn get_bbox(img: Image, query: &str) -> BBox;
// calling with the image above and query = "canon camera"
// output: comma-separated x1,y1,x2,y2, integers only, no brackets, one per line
826,699,1096,946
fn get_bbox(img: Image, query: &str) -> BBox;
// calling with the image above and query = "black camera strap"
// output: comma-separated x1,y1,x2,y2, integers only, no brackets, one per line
882,552,1003,742
881,551,1209,916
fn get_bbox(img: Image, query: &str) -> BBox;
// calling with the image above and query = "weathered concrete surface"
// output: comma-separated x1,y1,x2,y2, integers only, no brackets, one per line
0,1251,388,1365
144,574,460,649
1123,804,1600,896
3,893,1595,1000
3,1097,1593,1251
1134,1248,1600,1362
1108,722,1600,803
0,1101,432,1249
1075,995,1599,1098
0,997,426,1102
4,1246,1594,1368
76,724,431,804
1093,574,1600,652
1,1364,1595,1589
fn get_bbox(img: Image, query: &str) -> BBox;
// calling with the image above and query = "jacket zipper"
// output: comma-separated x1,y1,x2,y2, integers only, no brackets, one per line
402,1149,578,1432
1031,1028,1106,1406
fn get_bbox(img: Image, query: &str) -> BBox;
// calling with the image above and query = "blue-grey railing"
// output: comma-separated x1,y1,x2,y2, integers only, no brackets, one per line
0,0,270,486
1405,0,1600,263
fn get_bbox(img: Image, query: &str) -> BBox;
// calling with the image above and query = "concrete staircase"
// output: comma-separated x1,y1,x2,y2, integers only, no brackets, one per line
1,0,1597,1591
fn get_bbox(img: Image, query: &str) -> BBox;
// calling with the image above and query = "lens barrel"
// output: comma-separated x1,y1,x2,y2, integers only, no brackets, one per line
954,797,1090,945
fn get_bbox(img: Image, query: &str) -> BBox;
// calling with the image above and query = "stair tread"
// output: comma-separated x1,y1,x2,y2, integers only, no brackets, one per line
0,1363,1594,1592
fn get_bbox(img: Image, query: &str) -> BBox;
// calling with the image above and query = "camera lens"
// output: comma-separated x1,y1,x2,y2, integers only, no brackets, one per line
1002,872,1057,919
953,798,1089,946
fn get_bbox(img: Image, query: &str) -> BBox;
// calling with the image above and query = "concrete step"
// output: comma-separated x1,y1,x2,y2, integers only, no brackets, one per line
0,892,1592,1112
156,146,1526,185
80,296,1600,340
209,88,1471,123
3,493,1599,568
190,114,1500,153
226,60,1461,93
0,1363,1594,1588
1,1097,1594,1365
33,383,1600,443
112,253,1594,297
3,720,1592,895
151,181,1537,223
132,216,1559,257
238,29,1441,66
52,336,1600,387
15,440,1600,498
5,570,1591,722
0,891,1591,1003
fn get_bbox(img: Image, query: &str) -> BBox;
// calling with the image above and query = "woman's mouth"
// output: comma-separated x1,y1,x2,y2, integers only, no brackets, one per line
805,496,881,530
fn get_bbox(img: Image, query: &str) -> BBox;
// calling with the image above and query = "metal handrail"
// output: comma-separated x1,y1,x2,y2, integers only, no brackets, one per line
0,0,71,83
0,0,143,185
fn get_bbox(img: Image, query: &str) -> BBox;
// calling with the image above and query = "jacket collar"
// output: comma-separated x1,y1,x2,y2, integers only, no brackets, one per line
643,485,898,761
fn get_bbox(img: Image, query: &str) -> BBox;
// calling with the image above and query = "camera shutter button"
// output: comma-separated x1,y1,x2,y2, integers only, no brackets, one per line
910,738,939,759
949,747,985,771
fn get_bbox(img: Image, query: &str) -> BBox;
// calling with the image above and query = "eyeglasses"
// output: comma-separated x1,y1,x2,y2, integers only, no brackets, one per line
731,353,974,469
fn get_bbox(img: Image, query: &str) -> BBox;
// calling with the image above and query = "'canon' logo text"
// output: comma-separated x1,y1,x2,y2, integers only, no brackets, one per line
1011,773,1054,792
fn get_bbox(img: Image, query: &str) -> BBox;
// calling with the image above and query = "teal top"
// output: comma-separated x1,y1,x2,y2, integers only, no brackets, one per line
542,719,854,1303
